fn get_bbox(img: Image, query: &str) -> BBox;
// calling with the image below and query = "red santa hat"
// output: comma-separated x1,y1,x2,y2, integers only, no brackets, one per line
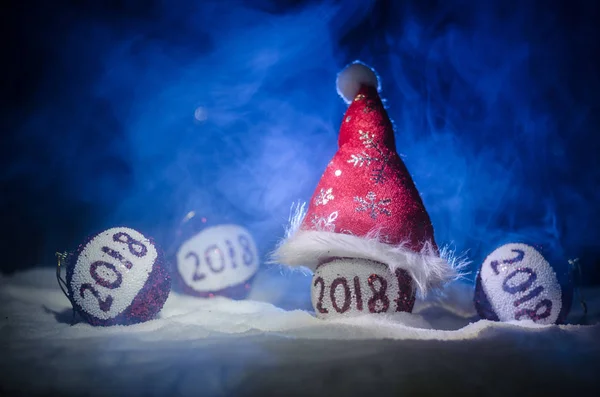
273,61,462,295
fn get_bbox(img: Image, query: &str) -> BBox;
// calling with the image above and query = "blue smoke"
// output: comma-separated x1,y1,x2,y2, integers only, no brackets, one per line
3,0,599,291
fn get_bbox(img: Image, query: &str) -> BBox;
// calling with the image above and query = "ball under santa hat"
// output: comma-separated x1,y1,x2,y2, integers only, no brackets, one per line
273,61,463,318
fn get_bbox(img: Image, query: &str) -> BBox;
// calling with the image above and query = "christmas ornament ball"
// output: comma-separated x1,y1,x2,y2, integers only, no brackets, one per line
175,224,259,299
311,258,415,319
66,227,171,326
474,243,573,325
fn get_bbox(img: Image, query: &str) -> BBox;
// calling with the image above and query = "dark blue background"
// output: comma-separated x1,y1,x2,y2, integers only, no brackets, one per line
2,0,599,285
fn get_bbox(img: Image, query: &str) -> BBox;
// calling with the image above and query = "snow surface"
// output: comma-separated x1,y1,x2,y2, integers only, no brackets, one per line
1,267,599,396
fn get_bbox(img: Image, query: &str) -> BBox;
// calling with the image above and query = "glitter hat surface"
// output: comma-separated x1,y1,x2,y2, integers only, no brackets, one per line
273,61,460,296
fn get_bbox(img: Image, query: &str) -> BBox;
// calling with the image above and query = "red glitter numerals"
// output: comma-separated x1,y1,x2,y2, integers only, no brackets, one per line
113,232,148,258
225,240,237,269
513,285,544,307
502,268,537,294
79,284,113,312
79,260,123,312
394,268,414,312
90,261,122,289
186,245,227,281
514,299,552,321
238,235,255,266
353,276,363,311
367,274,389,313
79,233,147,312
492,250,553,322
204,244,225,273
330,277,351,313
313,277,328,314
101,246,133,269
315,272,411,315
490,249,524,275
184,234,255,283
187,252,205,281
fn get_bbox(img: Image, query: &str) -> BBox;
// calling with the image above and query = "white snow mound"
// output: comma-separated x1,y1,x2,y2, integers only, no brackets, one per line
0,268,598,396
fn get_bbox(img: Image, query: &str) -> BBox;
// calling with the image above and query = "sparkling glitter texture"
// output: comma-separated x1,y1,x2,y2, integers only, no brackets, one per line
300,85,437,254
311,258,415,319
474,243,572,325
275,65,455,302
66,227,171,326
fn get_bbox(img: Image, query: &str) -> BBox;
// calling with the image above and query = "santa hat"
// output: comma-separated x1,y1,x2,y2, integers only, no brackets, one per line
273,61,462,295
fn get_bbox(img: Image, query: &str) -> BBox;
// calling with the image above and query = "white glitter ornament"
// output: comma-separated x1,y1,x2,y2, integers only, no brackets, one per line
311,258,415,319
64,227,171,326
175,224,259,299
474,243,573,325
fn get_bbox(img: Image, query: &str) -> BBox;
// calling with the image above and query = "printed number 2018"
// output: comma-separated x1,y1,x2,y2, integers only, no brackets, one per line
314,269,409,314
187,234,254,282
491,249,553,322
79,232,147,312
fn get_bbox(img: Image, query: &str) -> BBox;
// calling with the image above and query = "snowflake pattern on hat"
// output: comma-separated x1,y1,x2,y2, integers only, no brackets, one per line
314,188,334,206
311,211,338,232
293,81,436,256
273,62,460,296
347,130,391,184
354,192,391,219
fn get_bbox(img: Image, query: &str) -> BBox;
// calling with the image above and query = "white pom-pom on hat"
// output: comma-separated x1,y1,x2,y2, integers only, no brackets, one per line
336,61,380,104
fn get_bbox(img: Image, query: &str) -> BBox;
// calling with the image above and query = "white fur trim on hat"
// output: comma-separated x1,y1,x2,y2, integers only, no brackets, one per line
271,202,468,296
